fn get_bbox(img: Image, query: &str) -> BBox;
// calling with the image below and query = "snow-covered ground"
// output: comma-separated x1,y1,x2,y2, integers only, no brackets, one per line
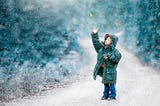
3,37,160,106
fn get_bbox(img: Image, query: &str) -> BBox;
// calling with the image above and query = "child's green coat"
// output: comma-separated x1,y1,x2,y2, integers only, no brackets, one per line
91,32,122,84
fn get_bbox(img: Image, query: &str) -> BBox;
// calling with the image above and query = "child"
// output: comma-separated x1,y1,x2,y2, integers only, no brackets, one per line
91,29,122,100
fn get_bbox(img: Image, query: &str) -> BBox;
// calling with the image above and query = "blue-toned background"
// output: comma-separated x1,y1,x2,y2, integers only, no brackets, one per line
0,0,159,101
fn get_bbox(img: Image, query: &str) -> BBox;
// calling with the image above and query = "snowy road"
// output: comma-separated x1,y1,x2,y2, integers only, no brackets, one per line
3,37,160,106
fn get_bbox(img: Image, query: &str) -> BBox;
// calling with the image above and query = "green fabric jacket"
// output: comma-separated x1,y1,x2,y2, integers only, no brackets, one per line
91,32,122,84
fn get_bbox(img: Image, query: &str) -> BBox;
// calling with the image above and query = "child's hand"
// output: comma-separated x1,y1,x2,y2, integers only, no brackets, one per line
103,56,108,60
93,28,98,34
103,54,108,60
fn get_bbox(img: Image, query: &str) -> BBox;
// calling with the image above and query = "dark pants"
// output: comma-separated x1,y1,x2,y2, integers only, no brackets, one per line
103,84,116,98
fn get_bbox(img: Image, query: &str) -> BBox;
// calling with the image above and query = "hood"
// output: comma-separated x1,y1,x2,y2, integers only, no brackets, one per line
110,35,118,47
101,34,119,47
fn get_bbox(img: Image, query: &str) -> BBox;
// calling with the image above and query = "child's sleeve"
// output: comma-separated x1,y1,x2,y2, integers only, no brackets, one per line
107,49,122,64
91,32,102,53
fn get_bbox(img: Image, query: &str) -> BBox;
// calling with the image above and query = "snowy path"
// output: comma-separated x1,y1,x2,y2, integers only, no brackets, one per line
4,37,160,106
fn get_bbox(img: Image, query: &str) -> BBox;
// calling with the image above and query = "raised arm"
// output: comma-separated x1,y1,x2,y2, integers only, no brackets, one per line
91,29,102,53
